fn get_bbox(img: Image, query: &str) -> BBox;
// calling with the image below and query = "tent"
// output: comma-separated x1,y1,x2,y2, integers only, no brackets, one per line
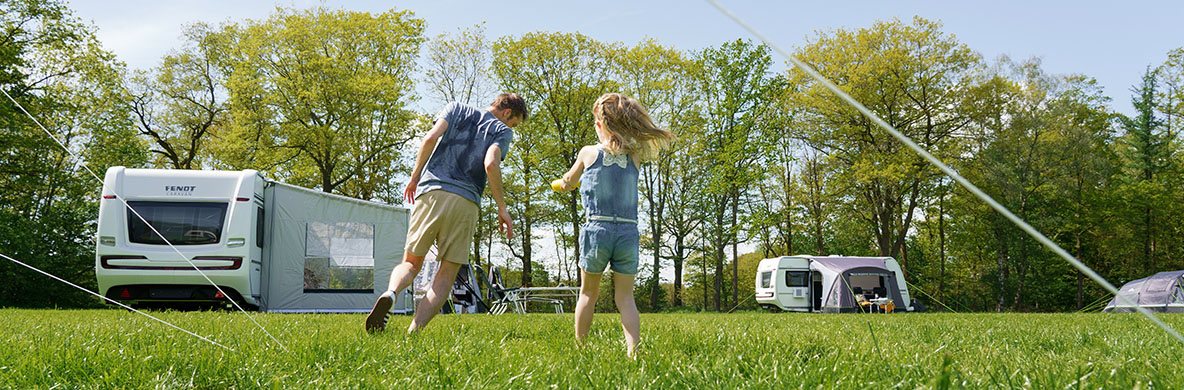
1103,271,1184,313
261,182,413,313
812,257,907,313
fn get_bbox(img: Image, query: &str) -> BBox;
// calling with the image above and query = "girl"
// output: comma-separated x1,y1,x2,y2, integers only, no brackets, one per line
552,93,675,358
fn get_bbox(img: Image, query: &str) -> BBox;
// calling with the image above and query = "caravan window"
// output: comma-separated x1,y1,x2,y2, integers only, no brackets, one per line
760,271,772,288
126,202,227,245
785,271,809,288
255,207,264,248
304,222,375,292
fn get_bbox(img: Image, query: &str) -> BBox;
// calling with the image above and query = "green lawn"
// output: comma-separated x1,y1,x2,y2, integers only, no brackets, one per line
1,309,1181,388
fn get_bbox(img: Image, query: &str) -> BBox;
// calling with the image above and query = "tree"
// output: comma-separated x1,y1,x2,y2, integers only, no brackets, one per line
969,59,1064,311
126,23,224,170
491,121,546,287
1157,48,1184,139
949,58,1117,312
751,75,802,258
1,0,138,307
790,17,978,267
212,7,425,202
796,148,836,256
660,118,709,308
1118,68,1174,273
423,23,491,107
615,39,691,310
492,31,617,287
693,39,774,311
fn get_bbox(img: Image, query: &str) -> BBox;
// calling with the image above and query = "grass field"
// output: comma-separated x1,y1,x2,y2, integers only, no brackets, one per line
1,309,1182,389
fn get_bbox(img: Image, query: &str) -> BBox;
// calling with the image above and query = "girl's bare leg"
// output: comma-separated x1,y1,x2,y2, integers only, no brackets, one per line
613,272,640,358
575,271,602,344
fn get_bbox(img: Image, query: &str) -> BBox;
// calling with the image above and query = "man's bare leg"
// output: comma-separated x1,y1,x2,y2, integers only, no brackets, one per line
365,250,424,332
407,259,463,333
388,250,426,293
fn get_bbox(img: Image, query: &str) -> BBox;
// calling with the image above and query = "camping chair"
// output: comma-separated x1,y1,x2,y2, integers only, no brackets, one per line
441,264,488,314
855,293,872,312
484,266,564,315
484,265,518,315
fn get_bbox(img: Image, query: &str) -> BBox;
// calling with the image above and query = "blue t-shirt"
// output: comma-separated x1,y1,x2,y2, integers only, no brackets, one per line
416,102,514,205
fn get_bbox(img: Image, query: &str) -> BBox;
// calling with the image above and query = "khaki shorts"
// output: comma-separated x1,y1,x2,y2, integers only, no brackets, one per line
405,190,478,264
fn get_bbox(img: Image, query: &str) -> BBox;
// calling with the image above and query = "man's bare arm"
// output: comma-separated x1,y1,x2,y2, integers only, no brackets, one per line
403,119,448,204
485,144,513,239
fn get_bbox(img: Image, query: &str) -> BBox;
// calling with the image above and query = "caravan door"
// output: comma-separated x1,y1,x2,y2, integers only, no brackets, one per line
775,257,811,311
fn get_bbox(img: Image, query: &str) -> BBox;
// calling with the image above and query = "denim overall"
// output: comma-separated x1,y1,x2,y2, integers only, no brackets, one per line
578,145,640,275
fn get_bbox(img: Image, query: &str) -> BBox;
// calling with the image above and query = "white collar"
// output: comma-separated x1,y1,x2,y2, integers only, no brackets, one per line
600,145,629,169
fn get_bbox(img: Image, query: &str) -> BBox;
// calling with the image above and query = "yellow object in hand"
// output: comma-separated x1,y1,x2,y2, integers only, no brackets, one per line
551,178,579,191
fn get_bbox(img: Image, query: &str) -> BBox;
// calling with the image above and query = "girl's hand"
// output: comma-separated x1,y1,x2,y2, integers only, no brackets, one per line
551,178,580,191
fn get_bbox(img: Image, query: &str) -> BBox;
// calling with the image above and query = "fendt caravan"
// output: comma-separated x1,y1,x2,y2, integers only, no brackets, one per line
754,255,916,313
95,167,413,313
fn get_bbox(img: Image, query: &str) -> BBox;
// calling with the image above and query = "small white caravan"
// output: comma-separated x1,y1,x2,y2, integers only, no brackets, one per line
754,255,914,313
95,167,413,313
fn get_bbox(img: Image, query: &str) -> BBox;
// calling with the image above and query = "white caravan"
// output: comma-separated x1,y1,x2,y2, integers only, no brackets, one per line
95,167,413,313
754,255,915,313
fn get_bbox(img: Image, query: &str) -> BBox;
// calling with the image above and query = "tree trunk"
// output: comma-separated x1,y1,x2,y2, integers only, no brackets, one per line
1075,233,1083,310
731,193,739,310
783,161,794,256
890,180,922,260
1013,197,1037,311
570,189,582,286
522,215,533,287
648,166,665,311
1012,228,1028,311
472,205,484,269
900,239,909,281
696,235,705,310
521,166,534,288
1074,172,1085,310
938,185,946,304
713,203,725,312
815,219,824,255
650,224,662,310
995,220,1009,312
673,235,685,307
1145,207,1153,272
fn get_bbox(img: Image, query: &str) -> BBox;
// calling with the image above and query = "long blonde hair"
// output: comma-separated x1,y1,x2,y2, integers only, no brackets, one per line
592,93,676,161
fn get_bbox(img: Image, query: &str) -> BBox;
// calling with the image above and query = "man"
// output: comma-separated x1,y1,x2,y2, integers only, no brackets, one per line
365,93,527,333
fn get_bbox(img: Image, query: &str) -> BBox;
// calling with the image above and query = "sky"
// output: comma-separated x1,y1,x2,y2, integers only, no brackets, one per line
63,0,1184,280
68,0,1184,116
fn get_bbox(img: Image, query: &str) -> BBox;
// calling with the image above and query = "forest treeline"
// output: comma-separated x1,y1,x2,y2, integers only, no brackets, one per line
3,1,1183,312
